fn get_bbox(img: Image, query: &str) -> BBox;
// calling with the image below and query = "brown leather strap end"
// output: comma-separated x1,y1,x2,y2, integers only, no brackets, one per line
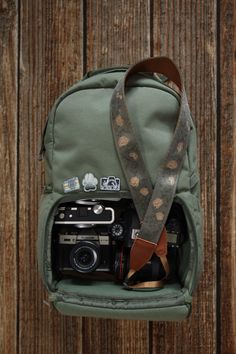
125,230,170,291
124,279,164,290
159,255,170,277
129,237,156,272
155,227,168,257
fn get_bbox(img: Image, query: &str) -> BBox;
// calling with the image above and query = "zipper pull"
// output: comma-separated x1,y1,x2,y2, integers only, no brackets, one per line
48,293,58,302
44,185,53,193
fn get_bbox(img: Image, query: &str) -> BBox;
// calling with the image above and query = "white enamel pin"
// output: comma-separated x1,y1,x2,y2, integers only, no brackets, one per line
82,173,98,192
100,176,120,191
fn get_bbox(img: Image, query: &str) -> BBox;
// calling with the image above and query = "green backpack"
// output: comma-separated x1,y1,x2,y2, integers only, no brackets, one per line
38,57,203,321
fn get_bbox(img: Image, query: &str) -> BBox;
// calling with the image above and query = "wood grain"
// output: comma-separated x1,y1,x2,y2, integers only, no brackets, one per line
83,1,150,353
86,0,151,70
18,1,84,353
151,1,217,353
83,319,149,354
1,0,235,353
220,1,236,353
0,1,18,353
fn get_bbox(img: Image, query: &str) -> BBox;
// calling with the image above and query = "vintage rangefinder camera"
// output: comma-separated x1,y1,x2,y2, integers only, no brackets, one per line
52,199,186,283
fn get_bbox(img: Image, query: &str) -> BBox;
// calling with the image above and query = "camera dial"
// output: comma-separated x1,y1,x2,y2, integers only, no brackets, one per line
70,241,100,273
93,204,104,215
111,223,124,240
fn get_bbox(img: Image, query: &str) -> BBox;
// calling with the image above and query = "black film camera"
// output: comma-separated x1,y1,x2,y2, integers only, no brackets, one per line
52,199,186,283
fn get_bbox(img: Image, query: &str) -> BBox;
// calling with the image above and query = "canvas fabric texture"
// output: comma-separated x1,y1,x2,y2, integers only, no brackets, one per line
38,57,203,320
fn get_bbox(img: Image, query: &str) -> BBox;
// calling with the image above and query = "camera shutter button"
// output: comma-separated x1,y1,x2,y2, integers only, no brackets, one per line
93,204,104,215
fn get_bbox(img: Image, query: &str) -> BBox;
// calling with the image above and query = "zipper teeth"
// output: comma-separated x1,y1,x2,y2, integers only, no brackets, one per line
51,82,180,138
48,78,180,165
40,76,181,177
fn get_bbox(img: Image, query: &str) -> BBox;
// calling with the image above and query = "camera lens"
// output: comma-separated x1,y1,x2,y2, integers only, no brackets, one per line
70,241,100,273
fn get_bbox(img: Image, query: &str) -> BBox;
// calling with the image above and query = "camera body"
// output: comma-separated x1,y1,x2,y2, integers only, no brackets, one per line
54,202,115,225
52,199,186,282
58,233,113,273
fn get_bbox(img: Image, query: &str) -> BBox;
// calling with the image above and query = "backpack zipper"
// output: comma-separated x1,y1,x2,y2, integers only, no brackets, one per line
38,117,49,161
44,184,53,193
38,71,179,162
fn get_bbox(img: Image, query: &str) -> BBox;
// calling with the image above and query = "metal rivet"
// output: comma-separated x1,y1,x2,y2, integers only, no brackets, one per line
153,198,163,209
118,136,129,147
140,187,149,196
129,176,140,188
115,115,124,127
156,212,164,221
129,152,138,160
166,160,178,169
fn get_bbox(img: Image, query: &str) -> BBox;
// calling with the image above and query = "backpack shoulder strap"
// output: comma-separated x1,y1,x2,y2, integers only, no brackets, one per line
110,57,192,282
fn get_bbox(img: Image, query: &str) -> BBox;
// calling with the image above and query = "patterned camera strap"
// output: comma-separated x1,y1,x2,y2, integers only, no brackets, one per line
110,57,192,289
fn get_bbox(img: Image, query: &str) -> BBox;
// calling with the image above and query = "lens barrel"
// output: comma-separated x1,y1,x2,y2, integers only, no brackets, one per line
70,241,100,273
114,251,165,283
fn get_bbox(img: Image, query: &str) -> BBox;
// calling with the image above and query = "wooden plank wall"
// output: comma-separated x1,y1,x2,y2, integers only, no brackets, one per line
0,1,235,353
0,1,17,353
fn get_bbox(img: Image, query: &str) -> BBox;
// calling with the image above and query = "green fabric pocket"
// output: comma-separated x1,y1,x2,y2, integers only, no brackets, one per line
174,192,203,293
54,301,191,321
37,190,201,320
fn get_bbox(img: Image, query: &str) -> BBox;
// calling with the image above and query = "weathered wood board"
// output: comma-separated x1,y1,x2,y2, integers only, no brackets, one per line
0,1,18,353
18,1,83,353
151,1,217,353
0,1,235,353
220,1,236,353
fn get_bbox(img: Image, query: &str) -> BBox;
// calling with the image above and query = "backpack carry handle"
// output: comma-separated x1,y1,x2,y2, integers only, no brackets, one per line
127,57,182,89
110,57,192,288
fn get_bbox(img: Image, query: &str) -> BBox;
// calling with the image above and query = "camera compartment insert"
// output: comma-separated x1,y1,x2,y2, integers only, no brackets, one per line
51,198,189,290
37,189,201,318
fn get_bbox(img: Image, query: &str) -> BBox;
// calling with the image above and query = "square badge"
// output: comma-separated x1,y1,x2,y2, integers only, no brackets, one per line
63,177,80,193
